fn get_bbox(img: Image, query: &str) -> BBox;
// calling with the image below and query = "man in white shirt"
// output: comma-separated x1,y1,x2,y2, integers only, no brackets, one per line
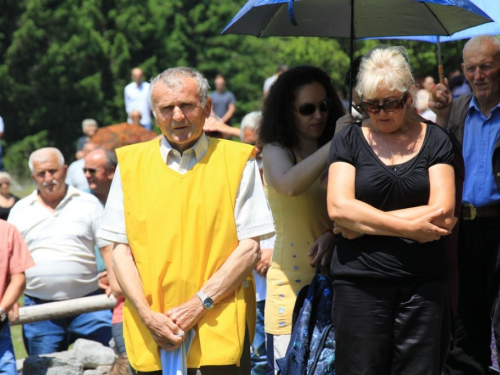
8,147,112,356
98,67,274,375
124,67,152,130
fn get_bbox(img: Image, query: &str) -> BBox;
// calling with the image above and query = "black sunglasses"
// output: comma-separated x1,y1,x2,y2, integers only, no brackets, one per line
360,92,409,114
82,168,98,176
297,98,333,116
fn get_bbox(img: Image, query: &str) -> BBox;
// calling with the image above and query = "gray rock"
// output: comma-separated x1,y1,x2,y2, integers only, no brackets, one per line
23,355,83,375
73,339,116,367
83,366,112,375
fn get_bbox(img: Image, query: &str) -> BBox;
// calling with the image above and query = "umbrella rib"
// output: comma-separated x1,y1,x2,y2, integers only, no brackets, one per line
421,3,452,36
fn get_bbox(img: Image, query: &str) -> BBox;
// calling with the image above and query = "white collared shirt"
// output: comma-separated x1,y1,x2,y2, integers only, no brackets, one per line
98,133,275,244
8,186,107,300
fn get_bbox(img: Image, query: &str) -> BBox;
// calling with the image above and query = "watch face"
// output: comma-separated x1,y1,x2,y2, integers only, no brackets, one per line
203,298,214,309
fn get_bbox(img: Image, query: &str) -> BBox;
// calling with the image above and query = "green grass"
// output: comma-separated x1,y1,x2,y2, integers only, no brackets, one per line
11,324,27,360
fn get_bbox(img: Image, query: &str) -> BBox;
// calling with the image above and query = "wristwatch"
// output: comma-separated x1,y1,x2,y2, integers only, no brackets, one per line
0,308,6,322
196,291,214,310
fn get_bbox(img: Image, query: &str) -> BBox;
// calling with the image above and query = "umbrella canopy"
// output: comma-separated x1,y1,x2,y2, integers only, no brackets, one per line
222,0,492,106
371,0,500,43
91,123,158,150
222,0,492,39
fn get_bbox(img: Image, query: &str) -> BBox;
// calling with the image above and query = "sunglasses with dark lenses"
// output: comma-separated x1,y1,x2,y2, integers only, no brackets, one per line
82,168,98,176
297,98,333,116
360,92,409,114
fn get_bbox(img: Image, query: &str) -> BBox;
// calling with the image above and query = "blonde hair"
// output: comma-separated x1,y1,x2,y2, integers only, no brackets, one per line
356,46,414,99
0,171,11,183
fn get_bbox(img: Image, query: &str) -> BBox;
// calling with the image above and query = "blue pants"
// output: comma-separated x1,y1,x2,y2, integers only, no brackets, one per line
112,322,126,355
0,322,16,375
251,300,267,375
22,291,112,356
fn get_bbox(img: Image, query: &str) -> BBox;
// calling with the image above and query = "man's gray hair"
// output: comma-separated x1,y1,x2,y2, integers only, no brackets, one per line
101,148,118,169
463,35,500,59
148,67,210,114
240,111,262,139
82,118,98,132
29,147,65,173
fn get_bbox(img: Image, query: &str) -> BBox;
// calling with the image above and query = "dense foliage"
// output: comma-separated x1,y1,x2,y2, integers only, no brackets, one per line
0,0,468,172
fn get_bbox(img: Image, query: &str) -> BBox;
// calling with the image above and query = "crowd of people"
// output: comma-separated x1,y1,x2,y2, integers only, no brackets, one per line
0,34,498,375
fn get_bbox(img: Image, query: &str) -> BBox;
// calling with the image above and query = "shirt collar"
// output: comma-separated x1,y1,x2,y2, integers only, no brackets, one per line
26,184,82,208
469,95,500,117
160,133,209,163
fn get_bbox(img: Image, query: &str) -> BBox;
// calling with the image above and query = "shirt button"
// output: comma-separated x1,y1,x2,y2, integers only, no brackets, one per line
294,266,299,270
278,281,282,286
279,322,286,327
295,279,301,283
279,294,284,298
278,307,285,314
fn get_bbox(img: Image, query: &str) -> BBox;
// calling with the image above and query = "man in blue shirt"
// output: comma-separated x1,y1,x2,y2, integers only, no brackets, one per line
209,74,236,125
430,35,500,375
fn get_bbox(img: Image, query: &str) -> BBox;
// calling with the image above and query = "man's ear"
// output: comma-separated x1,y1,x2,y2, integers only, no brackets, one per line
204,97,213,118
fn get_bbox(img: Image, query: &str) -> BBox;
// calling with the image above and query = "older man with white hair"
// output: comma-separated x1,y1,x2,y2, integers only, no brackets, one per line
430,35,500,375
99,67,274,375
8,147,112,356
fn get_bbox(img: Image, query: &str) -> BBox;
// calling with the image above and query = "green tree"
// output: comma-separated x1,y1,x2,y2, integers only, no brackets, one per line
0,0,465,168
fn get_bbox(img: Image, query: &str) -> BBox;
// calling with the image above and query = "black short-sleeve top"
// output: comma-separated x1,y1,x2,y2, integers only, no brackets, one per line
328,123,454,283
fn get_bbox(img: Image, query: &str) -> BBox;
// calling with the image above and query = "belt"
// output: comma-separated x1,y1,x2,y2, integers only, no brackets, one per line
462,203,500,220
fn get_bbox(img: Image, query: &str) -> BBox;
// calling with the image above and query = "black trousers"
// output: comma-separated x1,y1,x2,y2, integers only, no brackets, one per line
332,280,450,375
130,325,251,375
446,217,500,375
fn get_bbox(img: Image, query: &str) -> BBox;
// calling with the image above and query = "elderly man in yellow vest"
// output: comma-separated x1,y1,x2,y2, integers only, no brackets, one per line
98,67,275,375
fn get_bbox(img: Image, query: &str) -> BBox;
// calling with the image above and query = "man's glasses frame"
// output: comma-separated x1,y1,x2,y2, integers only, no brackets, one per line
82,168,99,176
360,92,409,114
297,98,333,116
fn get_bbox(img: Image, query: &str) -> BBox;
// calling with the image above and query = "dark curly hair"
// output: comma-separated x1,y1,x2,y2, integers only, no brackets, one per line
259,65,345,149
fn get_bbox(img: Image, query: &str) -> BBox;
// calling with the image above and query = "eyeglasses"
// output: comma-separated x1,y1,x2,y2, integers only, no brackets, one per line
297,98,332,116
82,168,99,176
360,92,409,114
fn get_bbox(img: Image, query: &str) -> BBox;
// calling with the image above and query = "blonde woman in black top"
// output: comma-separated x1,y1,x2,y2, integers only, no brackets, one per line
328,46,456,374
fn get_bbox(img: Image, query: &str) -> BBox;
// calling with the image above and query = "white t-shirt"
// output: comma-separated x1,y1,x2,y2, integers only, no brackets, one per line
8,186,107,300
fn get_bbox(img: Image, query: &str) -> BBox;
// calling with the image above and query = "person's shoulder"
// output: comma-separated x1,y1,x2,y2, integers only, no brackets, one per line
0,219,14,233
68,158,84,169
67,186,101,205
7,191,37,220
211,139,255,161
425,122,454,148
11,191,37,209
451,93,474,112
335,122,361,138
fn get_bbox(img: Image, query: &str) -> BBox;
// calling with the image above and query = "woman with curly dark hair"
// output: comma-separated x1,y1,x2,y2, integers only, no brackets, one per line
259,65,345,373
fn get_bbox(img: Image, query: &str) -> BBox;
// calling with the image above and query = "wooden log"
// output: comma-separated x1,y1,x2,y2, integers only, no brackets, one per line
10,294,117,326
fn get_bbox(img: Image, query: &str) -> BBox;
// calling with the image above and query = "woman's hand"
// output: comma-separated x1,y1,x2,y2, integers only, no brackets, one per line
404,209,451,243
333,222,363,240
255,248,273,277
309,231,336,266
